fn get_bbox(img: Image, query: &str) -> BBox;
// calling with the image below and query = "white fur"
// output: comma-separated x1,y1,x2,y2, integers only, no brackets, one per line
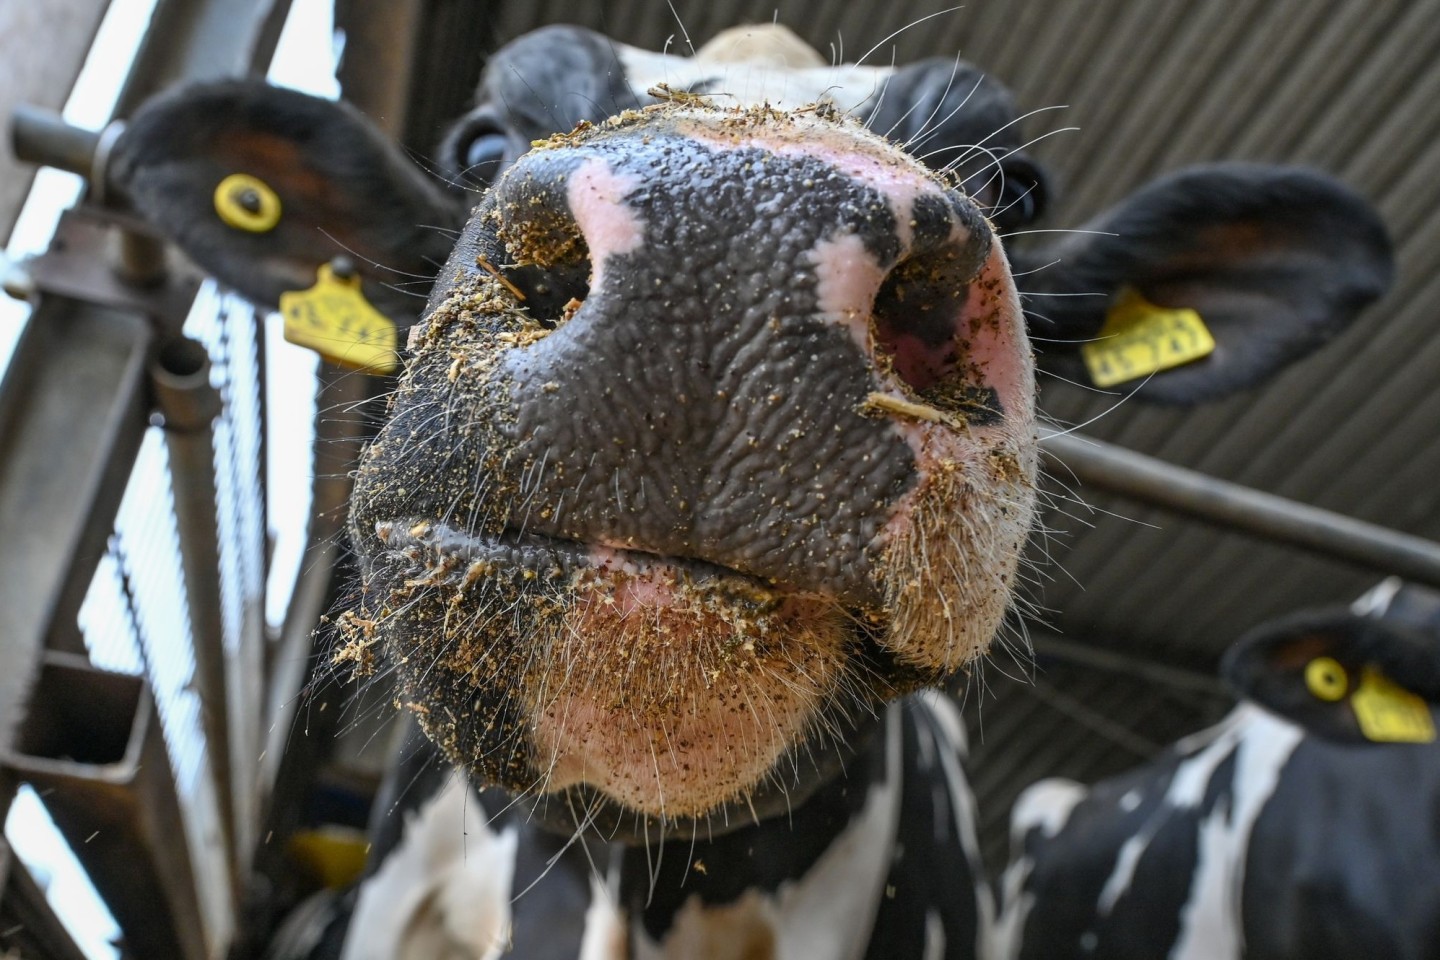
342,777,517,960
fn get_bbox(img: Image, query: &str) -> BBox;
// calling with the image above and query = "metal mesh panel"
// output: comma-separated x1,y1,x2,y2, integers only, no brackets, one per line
186,285,267,661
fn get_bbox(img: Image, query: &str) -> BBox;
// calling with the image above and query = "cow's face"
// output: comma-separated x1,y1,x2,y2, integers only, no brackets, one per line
345,97,1039,823
104,23,1393,832
438,25,1048,239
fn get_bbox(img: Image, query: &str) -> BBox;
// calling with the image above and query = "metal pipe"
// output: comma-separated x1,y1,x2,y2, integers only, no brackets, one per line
8,104,98,177
1041,429,1440,588
113,229,169,288
151,337,240,892
1030,632,1226,696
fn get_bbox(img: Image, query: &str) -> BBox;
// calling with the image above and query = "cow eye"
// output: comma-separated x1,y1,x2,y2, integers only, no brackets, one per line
463,130,508,182
988,164,1047,233
1305,656,1349,701
444,110,512,188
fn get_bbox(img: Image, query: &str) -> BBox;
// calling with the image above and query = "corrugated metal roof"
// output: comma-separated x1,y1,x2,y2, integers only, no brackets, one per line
429,0,1440,869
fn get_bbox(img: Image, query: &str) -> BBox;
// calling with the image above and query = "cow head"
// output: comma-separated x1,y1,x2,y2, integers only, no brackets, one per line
102,24,1393,830
1222,595,1440,745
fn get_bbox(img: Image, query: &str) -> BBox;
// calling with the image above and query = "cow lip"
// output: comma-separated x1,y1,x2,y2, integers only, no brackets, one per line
371,517,831,605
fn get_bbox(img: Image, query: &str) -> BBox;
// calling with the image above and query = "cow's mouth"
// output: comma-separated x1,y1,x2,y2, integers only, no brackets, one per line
363,517,897,820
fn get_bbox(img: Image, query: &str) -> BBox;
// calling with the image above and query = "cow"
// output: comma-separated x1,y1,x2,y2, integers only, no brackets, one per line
99,23,1393,960
997,581,1440,960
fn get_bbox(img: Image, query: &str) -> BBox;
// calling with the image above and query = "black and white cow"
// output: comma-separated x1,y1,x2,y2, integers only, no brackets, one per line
999,582,1440,960
98,23,1393,960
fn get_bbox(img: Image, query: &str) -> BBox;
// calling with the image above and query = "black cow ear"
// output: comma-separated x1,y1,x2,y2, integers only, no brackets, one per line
1221,615,1356,738
107,80,461,322
1222,612,1440,744
1010,164,1394,405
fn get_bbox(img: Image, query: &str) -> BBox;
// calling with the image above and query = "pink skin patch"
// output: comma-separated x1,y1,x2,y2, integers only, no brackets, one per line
566,159,644,288
810,232,886,352
959,246,1034,420
866,246,1036,671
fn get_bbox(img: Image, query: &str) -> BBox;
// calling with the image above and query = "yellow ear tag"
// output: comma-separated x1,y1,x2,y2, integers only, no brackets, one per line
1351,666,1436,743
279,264,399,373
1081,287,1216,388
214,173,282,233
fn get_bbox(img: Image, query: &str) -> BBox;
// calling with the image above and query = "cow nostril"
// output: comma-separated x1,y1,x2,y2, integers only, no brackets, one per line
502,260,591,328
870,252,970,395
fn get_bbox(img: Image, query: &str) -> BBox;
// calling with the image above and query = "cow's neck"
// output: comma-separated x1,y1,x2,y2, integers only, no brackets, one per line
617,702,904,960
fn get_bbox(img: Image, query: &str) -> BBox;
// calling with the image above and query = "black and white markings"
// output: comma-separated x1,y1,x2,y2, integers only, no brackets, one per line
999,584,1440,960
339,697,992,960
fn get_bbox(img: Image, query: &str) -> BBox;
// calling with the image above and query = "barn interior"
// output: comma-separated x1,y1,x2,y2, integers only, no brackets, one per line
0,0,1437,956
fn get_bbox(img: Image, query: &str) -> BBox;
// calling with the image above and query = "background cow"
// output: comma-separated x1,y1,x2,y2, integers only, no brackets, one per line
103,23,1393,960
999,581,1440,960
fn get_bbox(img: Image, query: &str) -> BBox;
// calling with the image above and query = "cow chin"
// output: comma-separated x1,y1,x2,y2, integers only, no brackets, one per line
350,491,1029,822
526,562,852,818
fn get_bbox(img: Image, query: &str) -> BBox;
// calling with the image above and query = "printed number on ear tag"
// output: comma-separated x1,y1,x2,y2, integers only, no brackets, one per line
280,265,399,373
1081,288,1216,388
1351,667,1436,743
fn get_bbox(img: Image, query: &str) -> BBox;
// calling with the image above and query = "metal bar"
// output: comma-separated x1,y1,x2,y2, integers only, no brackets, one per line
19,207,200,323
151,336,241,889
0,293,151,721
8,104,100,176
1041,429,1440,588
3,654,211,960
0,837,93,960
1030,632,1226,697
0,0,110,241
114,0,296,117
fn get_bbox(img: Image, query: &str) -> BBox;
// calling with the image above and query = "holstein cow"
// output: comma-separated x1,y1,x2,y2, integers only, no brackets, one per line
999,582,1440,960
102,24,1392,960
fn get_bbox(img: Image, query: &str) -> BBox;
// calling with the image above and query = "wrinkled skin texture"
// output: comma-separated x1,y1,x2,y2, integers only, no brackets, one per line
343,104,1038,821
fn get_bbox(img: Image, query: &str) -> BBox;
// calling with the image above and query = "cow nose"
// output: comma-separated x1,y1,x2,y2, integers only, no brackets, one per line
442,114,1002,603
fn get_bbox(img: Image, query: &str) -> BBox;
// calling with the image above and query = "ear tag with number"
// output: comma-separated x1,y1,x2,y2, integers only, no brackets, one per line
1081,287,1216,388
280,264,399,373
1351,667,1436,743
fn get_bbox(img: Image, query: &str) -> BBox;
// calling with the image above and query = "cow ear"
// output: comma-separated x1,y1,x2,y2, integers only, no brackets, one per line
107,80,462,322
1011,164,1394,404
1221,612,1440,744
